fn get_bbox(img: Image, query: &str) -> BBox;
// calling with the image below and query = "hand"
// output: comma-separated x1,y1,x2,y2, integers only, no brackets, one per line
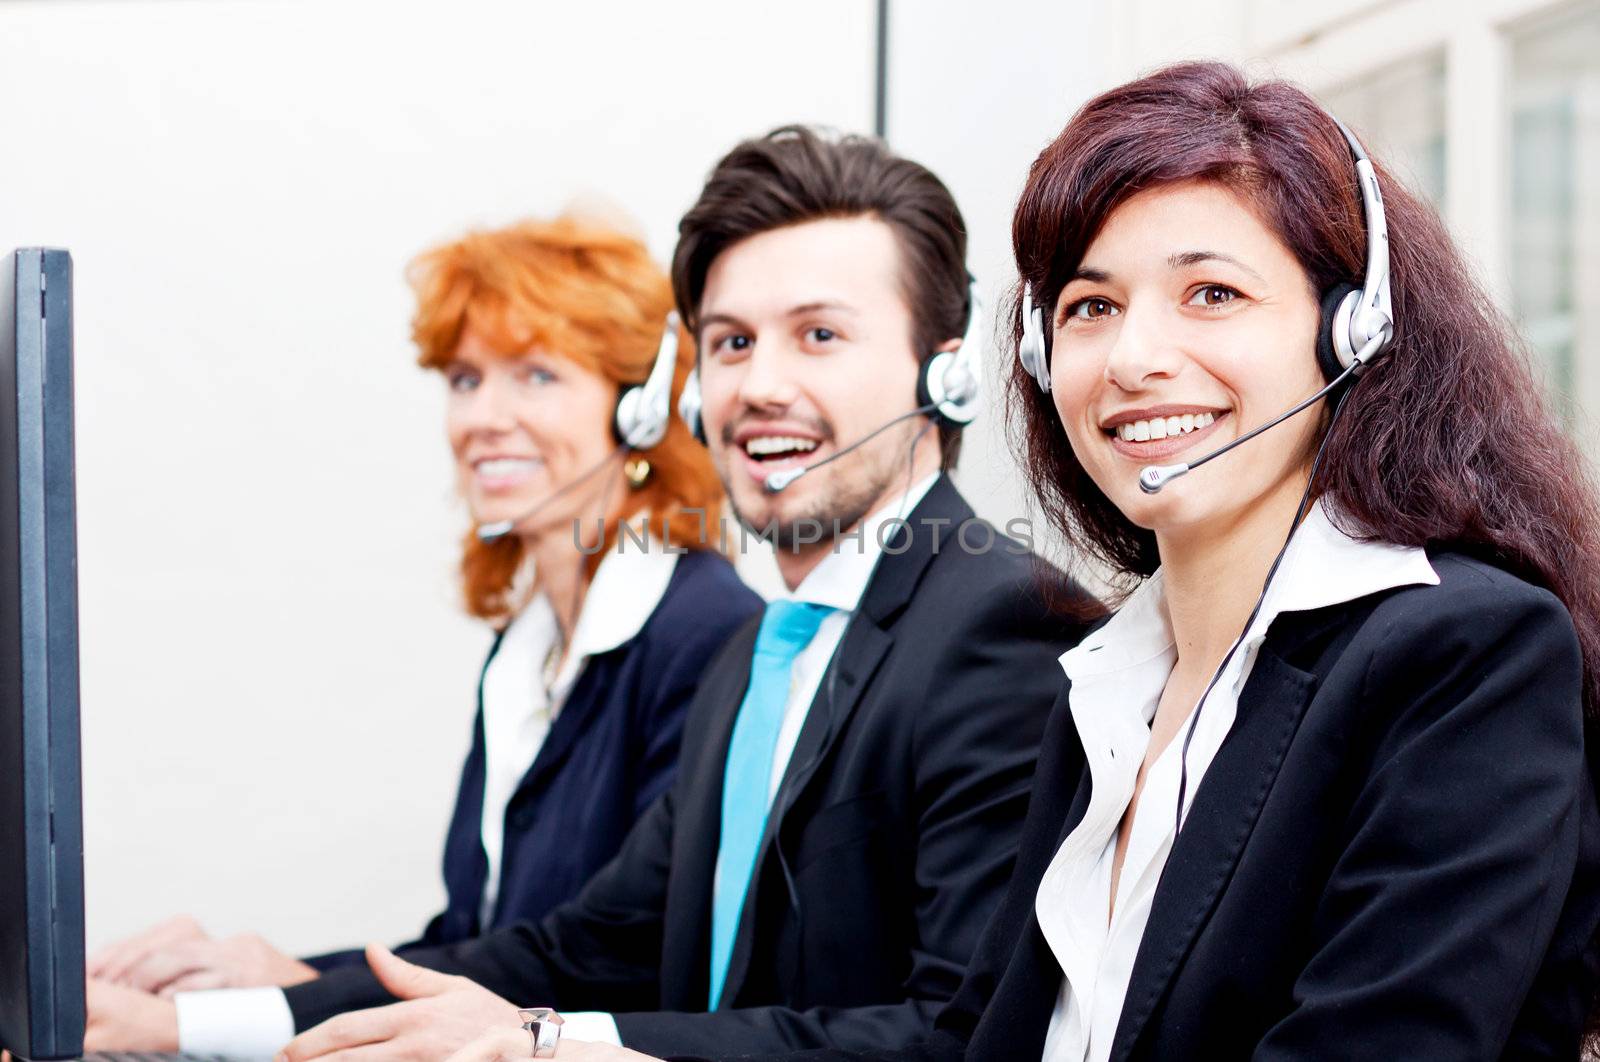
82,978,179,1053
121,932,319,995
443,1030,664,1062
554,1043,662,1061
88,914,209,985
277,944,521,1061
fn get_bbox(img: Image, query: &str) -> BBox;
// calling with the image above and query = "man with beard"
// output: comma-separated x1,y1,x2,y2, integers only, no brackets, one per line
89,126,1095,1060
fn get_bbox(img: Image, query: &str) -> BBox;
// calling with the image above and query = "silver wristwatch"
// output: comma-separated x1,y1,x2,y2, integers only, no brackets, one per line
518,1007,564,1057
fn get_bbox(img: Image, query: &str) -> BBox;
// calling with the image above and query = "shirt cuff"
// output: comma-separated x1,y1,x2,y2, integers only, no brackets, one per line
559,1010,622,1046
174,986,296,1059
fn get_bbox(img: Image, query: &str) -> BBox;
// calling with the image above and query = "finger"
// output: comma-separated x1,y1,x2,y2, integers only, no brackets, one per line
85,948,116,979
277,1002,409,1062
92,938,166,984
93,916,207,984
287,1046,405,1062
123,940,216,995
364,943,457,1001
91,916,206,982
559,1046,659,1060
444,1028,529,1062
157,969,228,997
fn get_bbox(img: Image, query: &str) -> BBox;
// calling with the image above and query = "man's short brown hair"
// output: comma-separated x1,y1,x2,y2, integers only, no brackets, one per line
672,125,971,466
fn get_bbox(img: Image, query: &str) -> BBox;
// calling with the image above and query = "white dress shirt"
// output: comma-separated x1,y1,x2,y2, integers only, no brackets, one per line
761,471,939,799
1037,500,1439,1062
174,544,681,1059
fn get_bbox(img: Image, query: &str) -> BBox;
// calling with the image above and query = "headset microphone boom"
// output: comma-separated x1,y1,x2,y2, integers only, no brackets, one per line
474,313,681,541
750,281,987,496
1016,117,1394,496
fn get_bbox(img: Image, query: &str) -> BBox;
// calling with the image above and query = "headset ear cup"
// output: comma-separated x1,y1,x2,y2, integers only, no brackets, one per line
915,356,938,421
916,350,980,430
677,369,706,445
612,387,635,448
1316,283,1359,383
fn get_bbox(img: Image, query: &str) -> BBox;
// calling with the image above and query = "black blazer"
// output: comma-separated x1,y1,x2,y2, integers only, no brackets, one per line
306,549,760,971
713,552,1600,1061
283,476,1095,1055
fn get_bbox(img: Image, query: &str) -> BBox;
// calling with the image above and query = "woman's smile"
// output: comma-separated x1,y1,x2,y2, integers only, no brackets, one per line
1101,406,1231,463
469,454,547,493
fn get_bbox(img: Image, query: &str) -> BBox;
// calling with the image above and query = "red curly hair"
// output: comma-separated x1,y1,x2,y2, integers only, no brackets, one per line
409,215,725,623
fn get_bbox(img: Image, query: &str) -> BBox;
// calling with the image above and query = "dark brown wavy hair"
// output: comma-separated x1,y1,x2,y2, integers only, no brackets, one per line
672,125,972,467
1008,61,1600,730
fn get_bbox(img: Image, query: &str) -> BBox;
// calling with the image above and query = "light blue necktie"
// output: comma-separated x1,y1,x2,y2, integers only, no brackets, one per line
709,599,835,1009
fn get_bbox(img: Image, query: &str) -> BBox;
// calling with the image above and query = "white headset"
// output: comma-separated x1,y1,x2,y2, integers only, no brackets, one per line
1016,114,1394,392
677,277,986,443
613,312,680,450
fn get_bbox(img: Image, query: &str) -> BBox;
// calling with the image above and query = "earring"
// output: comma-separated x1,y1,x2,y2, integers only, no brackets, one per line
624,456,652,490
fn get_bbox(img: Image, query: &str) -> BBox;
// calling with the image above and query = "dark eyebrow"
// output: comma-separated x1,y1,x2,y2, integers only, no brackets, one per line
697,311,749,332
698,301,859,332
1168,250,1265,283
787,300,859,318
1055,270,1110,325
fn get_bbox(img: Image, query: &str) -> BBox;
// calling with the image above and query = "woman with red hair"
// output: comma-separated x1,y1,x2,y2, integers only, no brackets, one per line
450,63,1600,1062
85,216,760,1056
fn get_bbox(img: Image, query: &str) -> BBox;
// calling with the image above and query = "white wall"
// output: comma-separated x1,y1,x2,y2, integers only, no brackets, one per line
885,1,1114,573
0,0,874,954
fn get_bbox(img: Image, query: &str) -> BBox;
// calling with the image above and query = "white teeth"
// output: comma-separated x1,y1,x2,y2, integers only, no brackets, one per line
745,435,820,457
1112,412,1219,442
475,458,542,477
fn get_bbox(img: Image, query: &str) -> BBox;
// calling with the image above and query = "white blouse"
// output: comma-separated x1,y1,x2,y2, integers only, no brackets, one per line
476,542,680,926
1036,501,1439,1062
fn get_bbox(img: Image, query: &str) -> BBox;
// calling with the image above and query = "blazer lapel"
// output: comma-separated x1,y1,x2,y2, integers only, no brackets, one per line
664,622,759,1009
718,477,973,1006
717,619,894,1007
768,621,893,827
1110,644,1318,1061
755,476,970,834
510,657,613,798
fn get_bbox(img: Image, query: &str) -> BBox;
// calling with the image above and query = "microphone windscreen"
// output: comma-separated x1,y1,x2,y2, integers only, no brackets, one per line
763,467,805,494
1139,464,1189,494
475,520,515,542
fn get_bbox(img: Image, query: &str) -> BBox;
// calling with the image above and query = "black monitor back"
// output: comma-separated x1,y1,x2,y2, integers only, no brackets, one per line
0,249,86,1060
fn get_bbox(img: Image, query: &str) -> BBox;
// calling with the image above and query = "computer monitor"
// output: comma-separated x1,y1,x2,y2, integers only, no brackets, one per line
0,248,86,1061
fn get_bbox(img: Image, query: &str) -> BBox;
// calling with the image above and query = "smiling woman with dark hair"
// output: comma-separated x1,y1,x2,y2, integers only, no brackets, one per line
952,60,1600,1062
976,61,1600,1062
472,61,1600,1062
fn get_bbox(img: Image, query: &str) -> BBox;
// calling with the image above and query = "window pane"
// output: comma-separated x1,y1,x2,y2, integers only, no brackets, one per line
1321,53,1448,210
1510,0,1600,428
